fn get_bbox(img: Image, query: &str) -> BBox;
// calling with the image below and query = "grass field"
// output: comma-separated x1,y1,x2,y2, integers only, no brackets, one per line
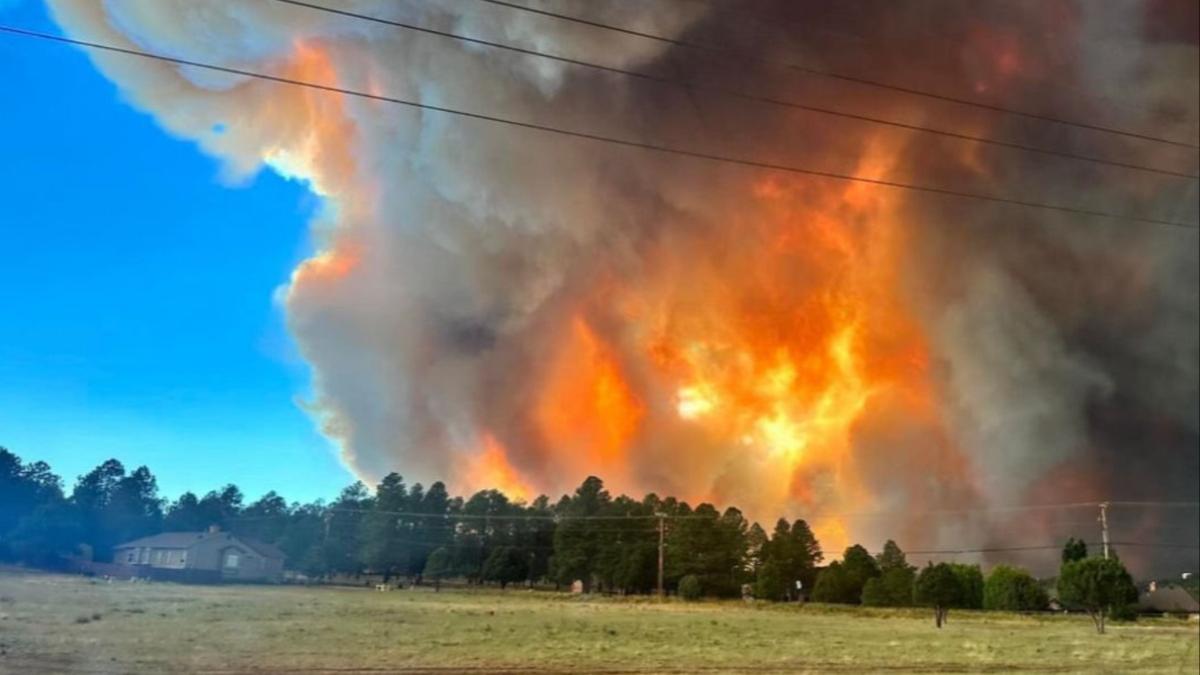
0,569,1196,673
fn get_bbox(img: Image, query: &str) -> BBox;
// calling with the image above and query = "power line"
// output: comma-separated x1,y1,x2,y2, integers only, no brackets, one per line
704,0,1168,121
909,541,1200,556
1107,501,1200,508
325,506,659,521
323,500,1199,523
475,0,1200,150
2,26,1194,230
274,0,1197,180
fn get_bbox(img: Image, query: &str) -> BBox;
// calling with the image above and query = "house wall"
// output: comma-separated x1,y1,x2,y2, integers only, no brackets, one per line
114,546,188,569
114,532,284,582
215,544,275,581
187,534,282,581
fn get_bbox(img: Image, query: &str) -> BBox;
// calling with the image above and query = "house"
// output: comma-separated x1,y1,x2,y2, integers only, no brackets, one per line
113,526,284,582
1138,582,1200,615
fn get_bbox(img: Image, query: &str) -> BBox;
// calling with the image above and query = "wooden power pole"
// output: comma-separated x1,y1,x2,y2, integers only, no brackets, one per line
656,512,665,599
1098,502,1110,559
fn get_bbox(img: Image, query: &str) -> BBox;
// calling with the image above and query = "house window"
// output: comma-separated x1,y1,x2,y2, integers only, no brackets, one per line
180,551,187,565
224,552,239,569
126,551,135,563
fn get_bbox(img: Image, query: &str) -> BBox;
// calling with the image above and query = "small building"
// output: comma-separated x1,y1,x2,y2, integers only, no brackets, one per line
113,527,284,582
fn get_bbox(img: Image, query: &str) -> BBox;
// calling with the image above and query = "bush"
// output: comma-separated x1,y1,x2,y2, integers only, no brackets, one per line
949,564,984,609
1109,602,1139,622
754,558,788,601
862,567,916,607
678,574,703,601
984,565,1048,611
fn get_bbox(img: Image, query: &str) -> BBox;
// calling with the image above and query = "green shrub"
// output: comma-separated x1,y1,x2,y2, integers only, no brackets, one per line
678,574,703,601
1109,602,1139,622
1058,556,1138,634
949,564,984,609
862,567,916,607
983,565,1048,611
914,563,962,628
754,558,788,601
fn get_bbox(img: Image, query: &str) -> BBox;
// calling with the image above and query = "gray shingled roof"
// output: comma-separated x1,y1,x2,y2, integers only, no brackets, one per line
114,532,207,550
238,537,286,561
1139,586,1200,613
114,531,285,560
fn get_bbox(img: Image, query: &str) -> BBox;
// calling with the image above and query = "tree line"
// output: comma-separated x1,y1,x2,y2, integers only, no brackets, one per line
0,447,1138,630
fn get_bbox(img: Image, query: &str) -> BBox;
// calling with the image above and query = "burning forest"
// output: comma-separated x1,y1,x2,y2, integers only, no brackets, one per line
40,0,1199,575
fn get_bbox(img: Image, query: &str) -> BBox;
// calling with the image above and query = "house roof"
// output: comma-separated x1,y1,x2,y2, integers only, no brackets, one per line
1139,586,1200,613
114,532,207,550
114,531,285,560
238,537,286,561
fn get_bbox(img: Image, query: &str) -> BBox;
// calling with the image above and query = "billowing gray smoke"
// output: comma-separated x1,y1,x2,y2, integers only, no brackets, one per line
49,0,1197,574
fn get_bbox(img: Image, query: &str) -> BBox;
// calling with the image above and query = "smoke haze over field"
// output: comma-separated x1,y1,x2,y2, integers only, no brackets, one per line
47,0,1198,574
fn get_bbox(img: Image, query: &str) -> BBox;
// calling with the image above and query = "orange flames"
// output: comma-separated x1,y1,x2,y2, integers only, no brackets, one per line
463,136,955,551
533,316,644,483
271,42,959,548
462,434,534,502
276,41,372,301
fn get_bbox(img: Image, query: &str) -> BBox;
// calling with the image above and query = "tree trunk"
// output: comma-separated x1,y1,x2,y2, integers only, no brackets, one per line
934,607,943,628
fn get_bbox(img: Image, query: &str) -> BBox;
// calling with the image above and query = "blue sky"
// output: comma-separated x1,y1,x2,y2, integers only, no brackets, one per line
0,0,354,503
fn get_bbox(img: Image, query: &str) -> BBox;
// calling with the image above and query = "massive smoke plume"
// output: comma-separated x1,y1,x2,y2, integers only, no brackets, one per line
49,0,1198,574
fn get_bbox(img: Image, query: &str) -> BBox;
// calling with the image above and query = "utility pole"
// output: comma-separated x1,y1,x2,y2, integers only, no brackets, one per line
1098,502,1110,559
656,512,665,599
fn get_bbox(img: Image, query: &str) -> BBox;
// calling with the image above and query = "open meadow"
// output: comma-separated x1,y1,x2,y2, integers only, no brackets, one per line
0,569,1196,674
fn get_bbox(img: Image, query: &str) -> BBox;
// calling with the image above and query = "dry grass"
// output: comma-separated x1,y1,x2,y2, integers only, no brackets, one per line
0,569,1196,673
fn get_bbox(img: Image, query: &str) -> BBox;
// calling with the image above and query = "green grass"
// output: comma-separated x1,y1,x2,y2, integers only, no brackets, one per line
0,569,1196,673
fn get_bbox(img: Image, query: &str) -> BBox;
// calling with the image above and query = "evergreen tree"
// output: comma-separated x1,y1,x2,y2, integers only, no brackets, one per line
237,491,290,544
319,482,371,576
862,540,915,607
551,476,610,591
754,557,789,600
71,459,126,559
424,546,453,591
164,492,207,531
0,448,73,565
757,518,823,600
104,465,163,547
812,544,878,604
482,546,528,589
360,473,408,581
1062,537,1088,564
745,522,768,577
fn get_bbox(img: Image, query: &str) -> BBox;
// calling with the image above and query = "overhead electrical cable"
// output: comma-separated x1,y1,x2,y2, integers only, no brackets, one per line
2,25,1194,230
474,0,1200,150
694,0,1171,121
274,0,1197,180
321,500,1200,522
909,542,1200,555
